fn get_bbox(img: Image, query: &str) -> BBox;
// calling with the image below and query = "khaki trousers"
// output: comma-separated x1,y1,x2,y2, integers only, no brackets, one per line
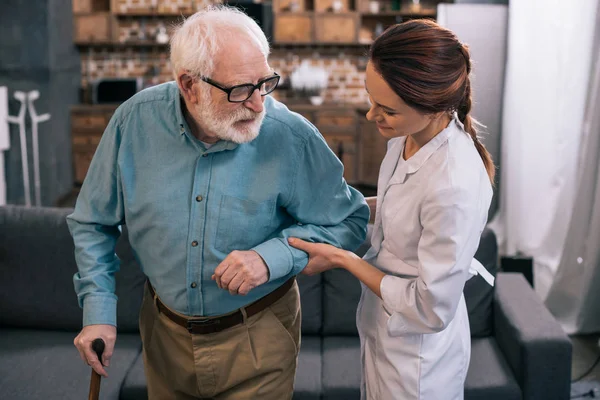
139,281,301,400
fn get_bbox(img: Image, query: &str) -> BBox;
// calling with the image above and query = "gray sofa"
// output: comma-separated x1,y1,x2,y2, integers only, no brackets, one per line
0,205,572,399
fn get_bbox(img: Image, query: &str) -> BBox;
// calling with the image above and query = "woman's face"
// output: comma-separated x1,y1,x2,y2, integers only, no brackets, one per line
364,61,433,140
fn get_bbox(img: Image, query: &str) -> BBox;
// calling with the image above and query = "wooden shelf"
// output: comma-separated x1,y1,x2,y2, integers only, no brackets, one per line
75,41,169,48
361,9,436,17
113,11,192,17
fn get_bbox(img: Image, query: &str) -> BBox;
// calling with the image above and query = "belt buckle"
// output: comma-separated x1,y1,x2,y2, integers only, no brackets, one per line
187,318,221,333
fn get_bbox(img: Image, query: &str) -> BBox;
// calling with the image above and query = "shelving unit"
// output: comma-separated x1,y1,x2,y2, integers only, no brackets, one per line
70,0,447,190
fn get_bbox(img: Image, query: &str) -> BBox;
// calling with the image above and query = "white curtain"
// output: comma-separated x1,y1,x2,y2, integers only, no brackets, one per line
544,4,600,334
489,0,599,300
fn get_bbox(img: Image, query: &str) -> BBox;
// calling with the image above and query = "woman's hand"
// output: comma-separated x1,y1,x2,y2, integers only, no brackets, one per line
288,238,348,276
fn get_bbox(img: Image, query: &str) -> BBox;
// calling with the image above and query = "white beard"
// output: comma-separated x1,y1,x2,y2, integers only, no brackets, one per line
196,94,265,144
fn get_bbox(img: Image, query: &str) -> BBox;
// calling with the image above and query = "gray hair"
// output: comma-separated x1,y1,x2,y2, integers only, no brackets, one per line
170,5,270,80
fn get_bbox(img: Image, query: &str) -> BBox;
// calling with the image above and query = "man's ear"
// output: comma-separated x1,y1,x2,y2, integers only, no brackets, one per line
177,72,199,104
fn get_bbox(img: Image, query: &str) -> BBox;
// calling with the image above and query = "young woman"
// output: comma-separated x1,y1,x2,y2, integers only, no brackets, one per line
289,20,495,400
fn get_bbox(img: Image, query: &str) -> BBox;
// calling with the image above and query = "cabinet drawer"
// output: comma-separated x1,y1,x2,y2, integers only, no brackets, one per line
323,134,358,183
314,0,351,12
275,14,313,43
315,14,357,43
315,111,356,129
157,0,195,15
73,149,96,184
74,13,116,43
72,132,103,147
72,0,110,13
71,113,109,130
358,118,387,186
273,0,308,12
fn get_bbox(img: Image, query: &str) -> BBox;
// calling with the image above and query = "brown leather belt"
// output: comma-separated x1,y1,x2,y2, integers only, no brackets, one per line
148,277,295,334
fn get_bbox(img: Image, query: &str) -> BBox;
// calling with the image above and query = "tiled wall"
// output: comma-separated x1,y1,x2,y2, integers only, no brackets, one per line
81,0,371,104
81,46,370,104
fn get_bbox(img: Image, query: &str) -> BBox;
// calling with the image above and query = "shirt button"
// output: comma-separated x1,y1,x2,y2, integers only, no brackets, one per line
190,282,197,288
191,240,198,247
202,154,208,157
196,195,203,202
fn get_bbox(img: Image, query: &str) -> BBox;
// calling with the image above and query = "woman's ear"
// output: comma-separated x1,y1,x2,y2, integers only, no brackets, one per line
177,72,199,104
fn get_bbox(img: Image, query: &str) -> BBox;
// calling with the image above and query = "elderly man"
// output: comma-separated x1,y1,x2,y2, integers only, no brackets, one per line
68,5,369,400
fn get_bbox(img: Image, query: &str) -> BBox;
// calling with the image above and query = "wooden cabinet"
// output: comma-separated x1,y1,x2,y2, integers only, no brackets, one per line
275,13,313,43
315,13,358,43
272,0,441,45
323,134,358,183
71,106,116,184
72,0,110,13
357,114,387,186
274,0,311,13
69,104,386,189
314,0,353,12
74,13,116,43
313,109,358,183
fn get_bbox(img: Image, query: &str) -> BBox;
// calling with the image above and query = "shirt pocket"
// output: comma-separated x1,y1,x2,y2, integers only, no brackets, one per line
214,194,276,254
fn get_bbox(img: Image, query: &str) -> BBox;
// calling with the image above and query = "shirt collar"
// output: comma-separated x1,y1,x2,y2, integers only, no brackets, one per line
388,118,458,185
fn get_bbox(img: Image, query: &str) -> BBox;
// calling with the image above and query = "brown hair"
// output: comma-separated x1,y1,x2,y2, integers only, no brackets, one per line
369,19,495,184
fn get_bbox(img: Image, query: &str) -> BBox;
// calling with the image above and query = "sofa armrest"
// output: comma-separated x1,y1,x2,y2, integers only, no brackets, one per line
493,272,572,400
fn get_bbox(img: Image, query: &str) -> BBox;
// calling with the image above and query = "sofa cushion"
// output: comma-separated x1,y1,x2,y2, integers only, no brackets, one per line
0,206,146,332
322,336,361,400
297,274,322,335
0,328,141,400
465,337,522,400
294,336,322,400
322,269,361,336
120,336,323,400
119,351,147,400
464,227,499,337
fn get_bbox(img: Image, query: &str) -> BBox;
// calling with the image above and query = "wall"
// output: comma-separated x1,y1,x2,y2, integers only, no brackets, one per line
0,0,80,206
81,44,370,105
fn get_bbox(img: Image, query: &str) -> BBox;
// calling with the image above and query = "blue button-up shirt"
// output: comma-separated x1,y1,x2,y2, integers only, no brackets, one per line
67,81,369,327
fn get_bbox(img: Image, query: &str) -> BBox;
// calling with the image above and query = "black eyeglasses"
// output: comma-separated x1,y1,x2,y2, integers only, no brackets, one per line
199,72,280,103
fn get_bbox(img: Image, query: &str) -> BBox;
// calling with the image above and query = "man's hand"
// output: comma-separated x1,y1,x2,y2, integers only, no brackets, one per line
74,324,116,378
212,250,270,295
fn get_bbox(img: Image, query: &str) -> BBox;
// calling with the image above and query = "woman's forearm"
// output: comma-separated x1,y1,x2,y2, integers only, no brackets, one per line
335,251,385,298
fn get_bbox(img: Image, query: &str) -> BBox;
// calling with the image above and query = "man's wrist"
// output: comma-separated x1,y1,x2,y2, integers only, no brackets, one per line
251,250,270,281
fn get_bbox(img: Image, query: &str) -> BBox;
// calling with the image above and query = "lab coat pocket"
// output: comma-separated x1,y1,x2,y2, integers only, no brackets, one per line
215,194,276,254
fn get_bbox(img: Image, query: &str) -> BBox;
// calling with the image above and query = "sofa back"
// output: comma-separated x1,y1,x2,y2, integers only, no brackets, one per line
312,227,499,337
0,205,498,339
0,206,144,332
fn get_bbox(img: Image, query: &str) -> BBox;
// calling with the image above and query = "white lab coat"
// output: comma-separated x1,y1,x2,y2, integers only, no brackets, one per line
358,118,493,400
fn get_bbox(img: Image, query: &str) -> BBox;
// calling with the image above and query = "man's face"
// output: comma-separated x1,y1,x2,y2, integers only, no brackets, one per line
194,40,273,144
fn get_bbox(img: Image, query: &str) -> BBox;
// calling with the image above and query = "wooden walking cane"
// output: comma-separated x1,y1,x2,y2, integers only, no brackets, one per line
88,338,105,400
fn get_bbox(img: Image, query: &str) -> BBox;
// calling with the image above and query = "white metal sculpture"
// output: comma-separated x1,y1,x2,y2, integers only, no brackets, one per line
0,87,10,206
27,91,51,207
0,88,51,207
7,91,30,206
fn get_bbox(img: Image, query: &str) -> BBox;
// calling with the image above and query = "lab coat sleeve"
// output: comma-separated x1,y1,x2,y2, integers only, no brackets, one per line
379,185,482,336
